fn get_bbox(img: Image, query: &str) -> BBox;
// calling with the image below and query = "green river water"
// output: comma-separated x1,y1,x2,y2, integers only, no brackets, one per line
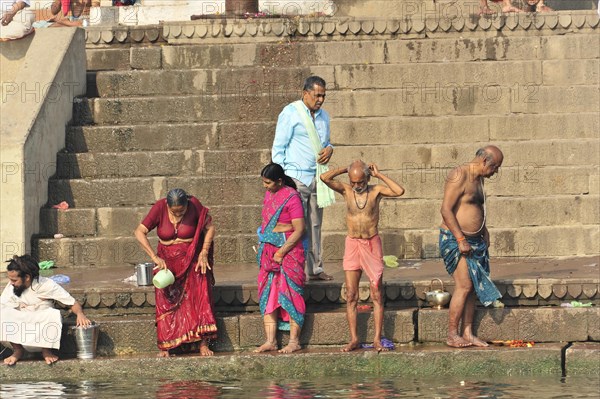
1,375,599,398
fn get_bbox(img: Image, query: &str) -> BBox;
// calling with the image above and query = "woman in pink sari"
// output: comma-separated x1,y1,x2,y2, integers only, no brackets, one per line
255,163,306,354
135,188,217,357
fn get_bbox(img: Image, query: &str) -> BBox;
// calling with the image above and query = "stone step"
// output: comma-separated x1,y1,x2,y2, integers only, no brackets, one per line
39,195,599,238
92,59,598,98
79,86,599,125
64,113,599,154
47,176,264,208
40,205,261,237
331,140,599,170
93,66,326,98
418,307,599,343
55,149,271,178
46,165,597,208
21,306,600,359
87,34,596,72
90,1,336,27
33,224,600,266
55,138,598,178
2,343,583,381
333,113,600,145
66,122,277,153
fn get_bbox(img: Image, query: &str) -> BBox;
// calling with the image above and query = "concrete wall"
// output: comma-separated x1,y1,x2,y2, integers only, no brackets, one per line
0,28,86,269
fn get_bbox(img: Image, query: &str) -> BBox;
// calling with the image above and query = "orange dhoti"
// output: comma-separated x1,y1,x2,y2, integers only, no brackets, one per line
342,235,384,287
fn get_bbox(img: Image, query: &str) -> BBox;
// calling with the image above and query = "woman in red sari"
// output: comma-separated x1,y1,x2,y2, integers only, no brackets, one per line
255,163,306,353
134,188,217,357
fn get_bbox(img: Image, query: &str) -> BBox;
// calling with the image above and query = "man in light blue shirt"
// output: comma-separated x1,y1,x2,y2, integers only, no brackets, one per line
272,76,334,281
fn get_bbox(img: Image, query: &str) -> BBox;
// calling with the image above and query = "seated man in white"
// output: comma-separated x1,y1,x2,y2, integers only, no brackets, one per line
1,254,91,365
0,0,34,41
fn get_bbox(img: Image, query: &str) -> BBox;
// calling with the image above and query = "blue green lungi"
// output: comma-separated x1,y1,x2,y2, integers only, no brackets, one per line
439,228,501,307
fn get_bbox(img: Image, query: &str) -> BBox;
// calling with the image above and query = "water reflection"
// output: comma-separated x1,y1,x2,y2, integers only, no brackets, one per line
262,381,316,399
1,382,67,398
1,376,599,398
155,380,221,399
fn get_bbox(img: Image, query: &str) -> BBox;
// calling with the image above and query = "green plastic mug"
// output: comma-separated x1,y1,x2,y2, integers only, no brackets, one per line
153,269,175,289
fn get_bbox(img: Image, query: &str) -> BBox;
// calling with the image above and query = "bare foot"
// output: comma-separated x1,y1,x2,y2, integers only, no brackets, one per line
3,346,24,366
464,334,489,347
535,4,553,12
157,350,170,358
374,340,390,352
41,348,59,365
199,342,214,357
253,341,278,353
308,272,333,281
446,334,473,348
341,340,360,352
278,341,301,354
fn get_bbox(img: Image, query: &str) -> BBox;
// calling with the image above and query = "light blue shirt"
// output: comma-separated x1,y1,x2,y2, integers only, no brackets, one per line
272,101,331,187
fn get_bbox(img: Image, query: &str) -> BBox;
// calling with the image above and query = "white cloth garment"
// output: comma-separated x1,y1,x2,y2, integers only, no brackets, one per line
0,0,34,41
1,277,75,350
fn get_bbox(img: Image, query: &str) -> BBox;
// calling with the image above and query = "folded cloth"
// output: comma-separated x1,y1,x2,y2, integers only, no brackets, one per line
361,337,395,350
570,301,592,308
439,228,501,307
49,274,70,284
32,20,53,28
39,260,55,270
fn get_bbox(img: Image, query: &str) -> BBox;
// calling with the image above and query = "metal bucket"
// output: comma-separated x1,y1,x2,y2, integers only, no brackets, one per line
72,323,99,360
136,262,154,286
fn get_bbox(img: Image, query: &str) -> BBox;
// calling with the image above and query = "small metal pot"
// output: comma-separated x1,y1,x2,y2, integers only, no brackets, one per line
424,278,451,309
135,263,154,286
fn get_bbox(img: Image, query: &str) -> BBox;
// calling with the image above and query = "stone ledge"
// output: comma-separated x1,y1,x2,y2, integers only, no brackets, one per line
0,344,566,381
418,307,600,343
66,279,600,312
565,342,600,375
41,307,597,358
83,11,600,45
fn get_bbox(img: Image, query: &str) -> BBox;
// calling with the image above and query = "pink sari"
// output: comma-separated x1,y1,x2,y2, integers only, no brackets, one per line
257,186,306,329
153,200,217,350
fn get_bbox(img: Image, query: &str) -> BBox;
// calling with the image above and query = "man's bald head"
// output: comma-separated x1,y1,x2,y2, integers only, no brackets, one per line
476,145,503,164
475,145,503,178
348,160,369,179
348,160,370,193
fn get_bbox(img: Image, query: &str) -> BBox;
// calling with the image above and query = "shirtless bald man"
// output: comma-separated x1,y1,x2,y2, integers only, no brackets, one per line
439,145,504,348
321,161,405,352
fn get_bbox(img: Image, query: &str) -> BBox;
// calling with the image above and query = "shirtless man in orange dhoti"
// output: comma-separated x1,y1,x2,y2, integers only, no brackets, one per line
321,161,405,352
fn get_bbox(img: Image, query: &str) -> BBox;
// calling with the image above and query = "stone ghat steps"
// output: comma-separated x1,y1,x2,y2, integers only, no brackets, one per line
39,195,600,238
65,113,599,153
23,307,600,358
34,224,599,265
90,59,599,98
54,138,600,179
86,33,599,72
45,162,597,208
76,86,599,125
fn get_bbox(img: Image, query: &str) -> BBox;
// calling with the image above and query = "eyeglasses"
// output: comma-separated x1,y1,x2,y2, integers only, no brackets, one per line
308,90,326,99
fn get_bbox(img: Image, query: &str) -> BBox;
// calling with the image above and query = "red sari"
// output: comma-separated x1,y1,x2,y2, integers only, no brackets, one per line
142,196,217,351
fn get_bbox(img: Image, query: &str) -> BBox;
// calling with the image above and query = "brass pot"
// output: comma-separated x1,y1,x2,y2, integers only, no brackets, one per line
424,278,451,309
